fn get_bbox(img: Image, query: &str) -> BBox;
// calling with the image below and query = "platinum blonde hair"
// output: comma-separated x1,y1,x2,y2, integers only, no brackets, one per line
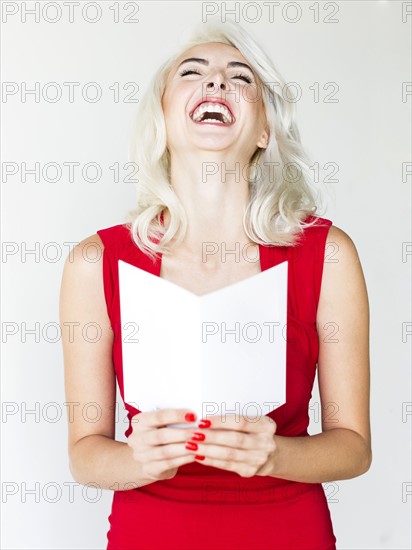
125,19,324,261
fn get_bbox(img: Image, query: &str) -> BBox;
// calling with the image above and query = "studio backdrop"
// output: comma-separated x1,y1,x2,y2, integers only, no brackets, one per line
2,1,411,549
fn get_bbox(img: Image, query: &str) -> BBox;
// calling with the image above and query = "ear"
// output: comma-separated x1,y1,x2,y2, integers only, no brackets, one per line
256,127,269,149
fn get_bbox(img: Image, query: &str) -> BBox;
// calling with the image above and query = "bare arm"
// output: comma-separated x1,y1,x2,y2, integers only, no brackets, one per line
59,234,155,491
269,225,372,483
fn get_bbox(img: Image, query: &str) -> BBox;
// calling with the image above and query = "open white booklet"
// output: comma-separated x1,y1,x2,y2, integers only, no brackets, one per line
118,259,288,428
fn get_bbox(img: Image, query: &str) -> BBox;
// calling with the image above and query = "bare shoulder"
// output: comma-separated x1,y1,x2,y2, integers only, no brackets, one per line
60,232,109,326
318,223,369,317
62,233,105,275
325,224,361,261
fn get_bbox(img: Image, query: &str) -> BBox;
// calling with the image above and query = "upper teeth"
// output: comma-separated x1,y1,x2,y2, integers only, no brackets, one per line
191,102,233,123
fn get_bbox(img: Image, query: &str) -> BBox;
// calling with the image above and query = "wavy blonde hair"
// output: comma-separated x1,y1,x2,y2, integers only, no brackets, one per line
125,19,324,261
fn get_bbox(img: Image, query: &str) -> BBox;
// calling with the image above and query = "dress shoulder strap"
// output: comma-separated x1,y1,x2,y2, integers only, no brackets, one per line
262,215,333,322
301,215,333,320
96,224,128,325
96,223,160,324
300,216,333,310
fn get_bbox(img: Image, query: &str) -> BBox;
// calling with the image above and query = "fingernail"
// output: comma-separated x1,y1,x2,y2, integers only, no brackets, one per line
184,412,196,422
194,455,205,461
185,441,198,451
191,432,206,441
198,419,211,429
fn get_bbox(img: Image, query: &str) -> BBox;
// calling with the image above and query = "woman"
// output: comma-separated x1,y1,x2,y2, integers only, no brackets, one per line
60,20,371,550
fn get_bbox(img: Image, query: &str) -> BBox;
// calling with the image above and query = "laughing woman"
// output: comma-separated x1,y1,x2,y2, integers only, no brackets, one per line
60,20,371,550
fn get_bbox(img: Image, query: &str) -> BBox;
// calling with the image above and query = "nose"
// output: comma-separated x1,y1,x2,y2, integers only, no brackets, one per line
206,81,226,91
206,70,229,93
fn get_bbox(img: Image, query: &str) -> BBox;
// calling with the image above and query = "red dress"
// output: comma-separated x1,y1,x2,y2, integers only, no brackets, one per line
97,215,337,550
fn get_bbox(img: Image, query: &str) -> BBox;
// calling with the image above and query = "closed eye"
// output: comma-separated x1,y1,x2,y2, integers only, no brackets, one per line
232,73,253,84
179,69,201,77
179,69,253,84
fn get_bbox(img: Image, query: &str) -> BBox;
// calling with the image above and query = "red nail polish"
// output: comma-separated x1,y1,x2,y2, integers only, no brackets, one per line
195,455,205,461
185,441,198,451
198,419,211,428
185,412,196,423
191,432,206,441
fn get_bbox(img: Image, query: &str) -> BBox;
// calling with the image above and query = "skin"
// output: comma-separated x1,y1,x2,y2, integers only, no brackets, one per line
60,42,371,488
160,42,269,261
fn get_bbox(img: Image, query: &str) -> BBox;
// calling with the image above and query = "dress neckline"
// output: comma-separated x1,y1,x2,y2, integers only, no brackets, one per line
153,211,268,276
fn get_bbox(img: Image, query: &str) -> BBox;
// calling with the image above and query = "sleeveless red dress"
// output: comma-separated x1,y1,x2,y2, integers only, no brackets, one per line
97,215,337,550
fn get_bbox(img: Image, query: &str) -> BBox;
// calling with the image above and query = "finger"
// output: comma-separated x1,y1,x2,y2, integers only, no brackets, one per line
189,429,274,451
132,409,198,429
141,443,199,463
197,413,276,434
186,442,268,465
144,425,195,446
153,442,201,461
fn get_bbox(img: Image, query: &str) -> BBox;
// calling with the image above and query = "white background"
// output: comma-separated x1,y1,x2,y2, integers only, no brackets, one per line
1,1,411,549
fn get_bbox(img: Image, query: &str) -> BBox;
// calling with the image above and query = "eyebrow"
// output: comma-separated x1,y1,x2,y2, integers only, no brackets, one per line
177,57,254,75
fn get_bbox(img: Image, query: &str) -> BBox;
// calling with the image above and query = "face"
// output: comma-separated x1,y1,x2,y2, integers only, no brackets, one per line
161,42,269,159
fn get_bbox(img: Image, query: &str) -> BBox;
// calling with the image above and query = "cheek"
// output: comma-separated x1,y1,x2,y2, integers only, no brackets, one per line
163,103,186,143
249,104,266,132
162,100,177,129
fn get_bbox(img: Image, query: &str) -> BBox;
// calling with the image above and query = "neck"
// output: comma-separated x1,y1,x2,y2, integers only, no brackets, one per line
164,149,254,257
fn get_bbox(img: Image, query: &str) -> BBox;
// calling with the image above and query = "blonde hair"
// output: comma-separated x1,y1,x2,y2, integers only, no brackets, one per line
125,19,324,261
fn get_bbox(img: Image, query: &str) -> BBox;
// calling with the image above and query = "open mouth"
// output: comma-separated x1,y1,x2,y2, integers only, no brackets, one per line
190,101,235,125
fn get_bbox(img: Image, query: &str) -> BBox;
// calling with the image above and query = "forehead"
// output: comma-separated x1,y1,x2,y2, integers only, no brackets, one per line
174,42,248,66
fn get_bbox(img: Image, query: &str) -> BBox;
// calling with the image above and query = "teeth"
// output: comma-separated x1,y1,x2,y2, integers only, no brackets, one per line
191,102,233,123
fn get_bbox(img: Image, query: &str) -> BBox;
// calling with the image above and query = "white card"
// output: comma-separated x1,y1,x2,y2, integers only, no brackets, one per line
118,259,288,428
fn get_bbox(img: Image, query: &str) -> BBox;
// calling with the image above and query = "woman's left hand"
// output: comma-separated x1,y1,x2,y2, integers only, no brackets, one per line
184,414,278,477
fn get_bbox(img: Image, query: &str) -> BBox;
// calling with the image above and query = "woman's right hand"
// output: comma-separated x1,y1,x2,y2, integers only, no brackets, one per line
127,409,199,481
